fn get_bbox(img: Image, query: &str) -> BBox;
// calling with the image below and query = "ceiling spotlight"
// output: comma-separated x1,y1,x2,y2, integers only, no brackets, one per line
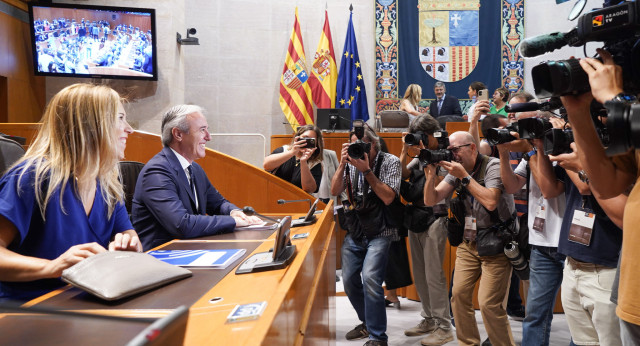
177,28,199,45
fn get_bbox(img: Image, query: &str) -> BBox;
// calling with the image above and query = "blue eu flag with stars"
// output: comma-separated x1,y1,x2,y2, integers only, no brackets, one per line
336,12,369,123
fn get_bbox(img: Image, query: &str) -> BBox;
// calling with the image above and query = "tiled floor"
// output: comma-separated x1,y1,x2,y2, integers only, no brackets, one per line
335,271,572,346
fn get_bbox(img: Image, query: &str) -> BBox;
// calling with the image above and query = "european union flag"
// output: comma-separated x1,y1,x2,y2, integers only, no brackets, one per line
336,12,369,123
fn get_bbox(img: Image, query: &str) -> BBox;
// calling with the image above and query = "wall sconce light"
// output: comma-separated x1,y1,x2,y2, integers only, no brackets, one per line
177,28,199,45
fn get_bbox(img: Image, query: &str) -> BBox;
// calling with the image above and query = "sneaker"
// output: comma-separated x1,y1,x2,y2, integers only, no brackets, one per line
346,323,369,340
384,298,401,309
507,307,525,321
364,340,388,346
420,328,455,346
405,318,437,336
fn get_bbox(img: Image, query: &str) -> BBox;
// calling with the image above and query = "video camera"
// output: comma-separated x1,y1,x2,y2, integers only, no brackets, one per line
417,131,452,165
522,1,640,98
348,120,371,160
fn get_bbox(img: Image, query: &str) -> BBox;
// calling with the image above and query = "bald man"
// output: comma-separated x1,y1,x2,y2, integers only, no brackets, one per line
424,131,517,346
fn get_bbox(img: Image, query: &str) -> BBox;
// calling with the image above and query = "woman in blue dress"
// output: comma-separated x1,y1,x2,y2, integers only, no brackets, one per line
0,83,142,302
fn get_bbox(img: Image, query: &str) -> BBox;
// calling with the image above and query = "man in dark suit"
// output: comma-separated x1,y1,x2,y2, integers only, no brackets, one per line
429,81,462,118
132,105,261,250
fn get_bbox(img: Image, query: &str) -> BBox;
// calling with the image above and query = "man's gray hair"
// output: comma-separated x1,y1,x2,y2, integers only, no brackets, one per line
161,104,205,147
363,127,382,152
434,81,446,91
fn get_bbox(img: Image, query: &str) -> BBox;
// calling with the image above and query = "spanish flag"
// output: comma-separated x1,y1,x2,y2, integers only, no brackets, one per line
279,8,314,130
308,9,337,109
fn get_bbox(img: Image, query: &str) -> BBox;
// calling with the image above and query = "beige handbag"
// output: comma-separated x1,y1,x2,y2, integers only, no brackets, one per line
61,251,192,301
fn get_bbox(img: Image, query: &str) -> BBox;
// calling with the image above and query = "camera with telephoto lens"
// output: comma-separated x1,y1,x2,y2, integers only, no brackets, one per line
348,120,371,160
603,101,640,156
404,131,427,146
518,117,552,140
527,1,640,98
543,101,610,155
418,149,453,166
485,122,520,146
298,137,316,149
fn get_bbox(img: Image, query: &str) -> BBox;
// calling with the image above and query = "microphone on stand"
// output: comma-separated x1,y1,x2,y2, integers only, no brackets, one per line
277,199,312,209
242,206,280,224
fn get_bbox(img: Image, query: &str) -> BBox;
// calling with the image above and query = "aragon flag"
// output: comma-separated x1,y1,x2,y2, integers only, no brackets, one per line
308,9,337,109
279,7,314,130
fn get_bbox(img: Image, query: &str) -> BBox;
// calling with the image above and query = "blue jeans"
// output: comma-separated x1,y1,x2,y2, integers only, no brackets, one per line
342,233,392,341
522,246,565,346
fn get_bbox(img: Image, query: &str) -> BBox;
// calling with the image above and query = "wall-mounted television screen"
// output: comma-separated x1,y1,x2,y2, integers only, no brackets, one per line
28,3,158,81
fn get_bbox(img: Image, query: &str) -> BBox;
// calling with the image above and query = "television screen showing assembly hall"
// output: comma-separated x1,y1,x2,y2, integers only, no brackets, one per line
28,3,158,81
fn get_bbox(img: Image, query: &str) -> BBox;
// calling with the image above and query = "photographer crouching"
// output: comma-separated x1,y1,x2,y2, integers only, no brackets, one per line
331,122,401,346
424,131,517,346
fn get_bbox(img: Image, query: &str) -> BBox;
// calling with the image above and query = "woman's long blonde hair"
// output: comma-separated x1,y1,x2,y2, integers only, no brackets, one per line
403,84,422,108
14,83,124,218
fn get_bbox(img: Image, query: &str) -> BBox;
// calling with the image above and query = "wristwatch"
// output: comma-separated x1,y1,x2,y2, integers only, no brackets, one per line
522,148,537,162
461,175,472,187
610,93,638,105
578,170,589,184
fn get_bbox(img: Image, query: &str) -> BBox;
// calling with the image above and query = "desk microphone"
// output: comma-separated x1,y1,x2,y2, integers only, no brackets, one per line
242,206,280,224
277,199,312,209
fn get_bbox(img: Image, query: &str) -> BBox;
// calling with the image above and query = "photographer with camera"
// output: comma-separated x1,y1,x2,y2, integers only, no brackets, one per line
556,47,634,344
263,124,324,193
495,119,567,345
424,131,517,346
399,115,455,345
331,123,401,346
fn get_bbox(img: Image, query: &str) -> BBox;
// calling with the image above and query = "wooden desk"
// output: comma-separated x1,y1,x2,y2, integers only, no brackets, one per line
0,204,336,345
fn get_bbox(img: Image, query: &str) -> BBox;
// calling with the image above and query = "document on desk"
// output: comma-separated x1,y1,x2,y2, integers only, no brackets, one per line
234,221,279,231
148,249,246,269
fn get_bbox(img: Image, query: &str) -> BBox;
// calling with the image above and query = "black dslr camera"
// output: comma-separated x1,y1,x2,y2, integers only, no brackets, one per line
404,131,427,146
348,120,371,160
526,1,640,98
417,131,452,165
485,122,519,146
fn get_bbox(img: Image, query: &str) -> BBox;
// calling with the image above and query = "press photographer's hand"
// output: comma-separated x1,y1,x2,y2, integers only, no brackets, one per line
350,154,370,173
299,147,316,163
580,48,623,104
438,160,467,179
549,143,583,173
471,100,490,123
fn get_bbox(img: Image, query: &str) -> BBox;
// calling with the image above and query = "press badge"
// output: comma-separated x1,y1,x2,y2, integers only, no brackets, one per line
464,216,477,230
568,208,595,246
532,202,546,233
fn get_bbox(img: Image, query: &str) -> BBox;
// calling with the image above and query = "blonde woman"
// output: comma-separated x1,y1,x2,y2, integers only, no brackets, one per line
263,125,324,193
0,83,141,302
400,84,423,119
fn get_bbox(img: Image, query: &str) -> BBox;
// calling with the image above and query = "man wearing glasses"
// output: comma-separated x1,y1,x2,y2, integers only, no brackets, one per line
424,131,517,346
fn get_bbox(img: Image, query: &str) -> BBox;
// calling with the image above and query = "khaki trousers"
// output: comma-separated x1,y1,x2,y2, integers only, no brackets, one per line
451,241,515,346
409,217,451,328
